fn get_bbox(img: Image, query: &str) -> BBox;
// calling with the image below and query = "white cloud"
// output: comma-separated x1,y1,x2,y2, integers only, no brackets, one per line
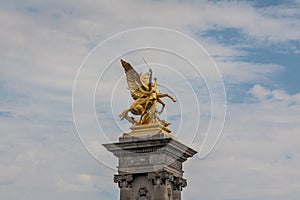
249,84,271,100
184,84,300,200
249,84,300,105
271,89,291,101
56,174,94,192
1,0,300,200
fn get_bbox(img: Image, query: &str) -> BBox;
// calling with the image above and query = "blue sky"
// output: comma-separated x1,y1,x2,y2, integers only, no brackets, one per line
1,0,300,200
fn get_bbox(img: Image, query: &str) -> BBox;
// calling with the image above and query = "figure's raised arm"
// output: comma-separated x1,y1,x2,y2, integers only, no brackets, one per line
157,93,177,102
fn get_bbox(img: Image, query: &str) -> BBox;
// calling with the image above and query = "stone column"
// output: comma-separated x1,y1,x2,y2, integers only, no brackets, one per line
103,123,197,200
114,175,133,200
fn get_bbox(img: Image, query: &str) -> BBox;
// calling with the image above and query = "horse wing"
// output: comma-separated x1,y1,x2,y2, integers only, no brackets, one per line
121,59,149,100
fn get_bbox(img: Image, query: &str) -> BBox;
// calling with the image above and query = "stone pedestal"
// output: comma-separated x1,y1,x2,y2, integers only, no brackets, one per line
103,123,197,200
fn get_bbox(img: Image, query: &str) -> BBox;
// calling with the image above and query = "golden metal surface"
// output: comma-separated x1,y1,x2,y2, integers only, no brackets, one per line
119,59,176,127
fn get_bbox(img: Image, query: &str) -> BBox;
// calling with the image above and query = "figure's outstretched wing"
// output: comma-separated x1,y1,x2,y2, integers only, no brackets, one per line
121,59,148,100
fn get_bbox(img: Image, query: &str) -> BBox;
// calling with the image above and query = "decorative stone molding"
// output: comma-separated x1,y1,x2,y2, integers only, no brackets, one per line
136,186,152,200
171,177,187,191
147,171,187,191
114,174,133,188
103,135,197,199
147,171,173,185
168,160,182,171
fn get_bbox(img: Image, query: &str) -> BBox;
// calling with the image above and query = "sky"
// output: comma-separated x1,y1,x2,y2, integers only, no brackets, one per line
1,0,300,200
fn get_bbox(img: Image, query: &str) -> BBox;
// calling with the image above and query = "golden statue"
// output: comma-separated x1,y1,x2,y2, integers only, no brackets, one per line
119,59,176,127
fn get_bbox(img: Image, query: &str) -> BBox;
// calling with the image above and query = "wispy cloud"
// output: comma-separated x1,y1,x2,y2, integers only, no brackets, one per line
1,0,300,200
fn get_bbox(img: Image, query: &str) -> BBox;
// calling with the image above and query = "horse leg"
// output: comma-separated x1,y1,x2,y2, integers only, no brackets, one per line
118,109,128,119
119,109,136,124
125,114,136,124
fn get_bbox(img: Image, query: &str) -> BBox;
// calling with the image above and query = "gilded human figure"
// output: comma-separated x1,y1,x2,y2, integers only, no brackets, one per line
119,59,176,127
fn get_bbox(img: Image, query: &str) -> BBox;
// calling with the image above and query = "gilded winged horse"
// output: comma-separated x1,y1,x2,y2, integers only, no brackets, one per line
119,59,176,126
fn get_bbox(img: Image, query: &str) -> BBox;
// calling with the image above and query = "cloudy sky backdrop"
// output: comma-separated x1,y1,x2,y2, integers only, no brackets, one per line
1,0,300,199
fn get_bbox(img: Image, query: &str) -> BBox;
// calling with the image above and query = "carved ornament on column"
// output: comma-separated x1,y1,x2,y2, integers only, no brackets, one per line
114,174,133,188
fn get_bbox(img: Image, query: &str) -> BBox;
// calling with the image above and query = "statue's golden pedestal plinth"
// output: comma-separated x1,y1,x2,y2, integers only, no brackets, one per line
122,122,175,139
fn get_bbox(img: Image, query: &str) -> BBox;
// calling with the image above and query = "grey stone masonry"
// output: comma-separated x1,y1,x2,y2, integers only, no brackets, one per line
103,133,197,200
